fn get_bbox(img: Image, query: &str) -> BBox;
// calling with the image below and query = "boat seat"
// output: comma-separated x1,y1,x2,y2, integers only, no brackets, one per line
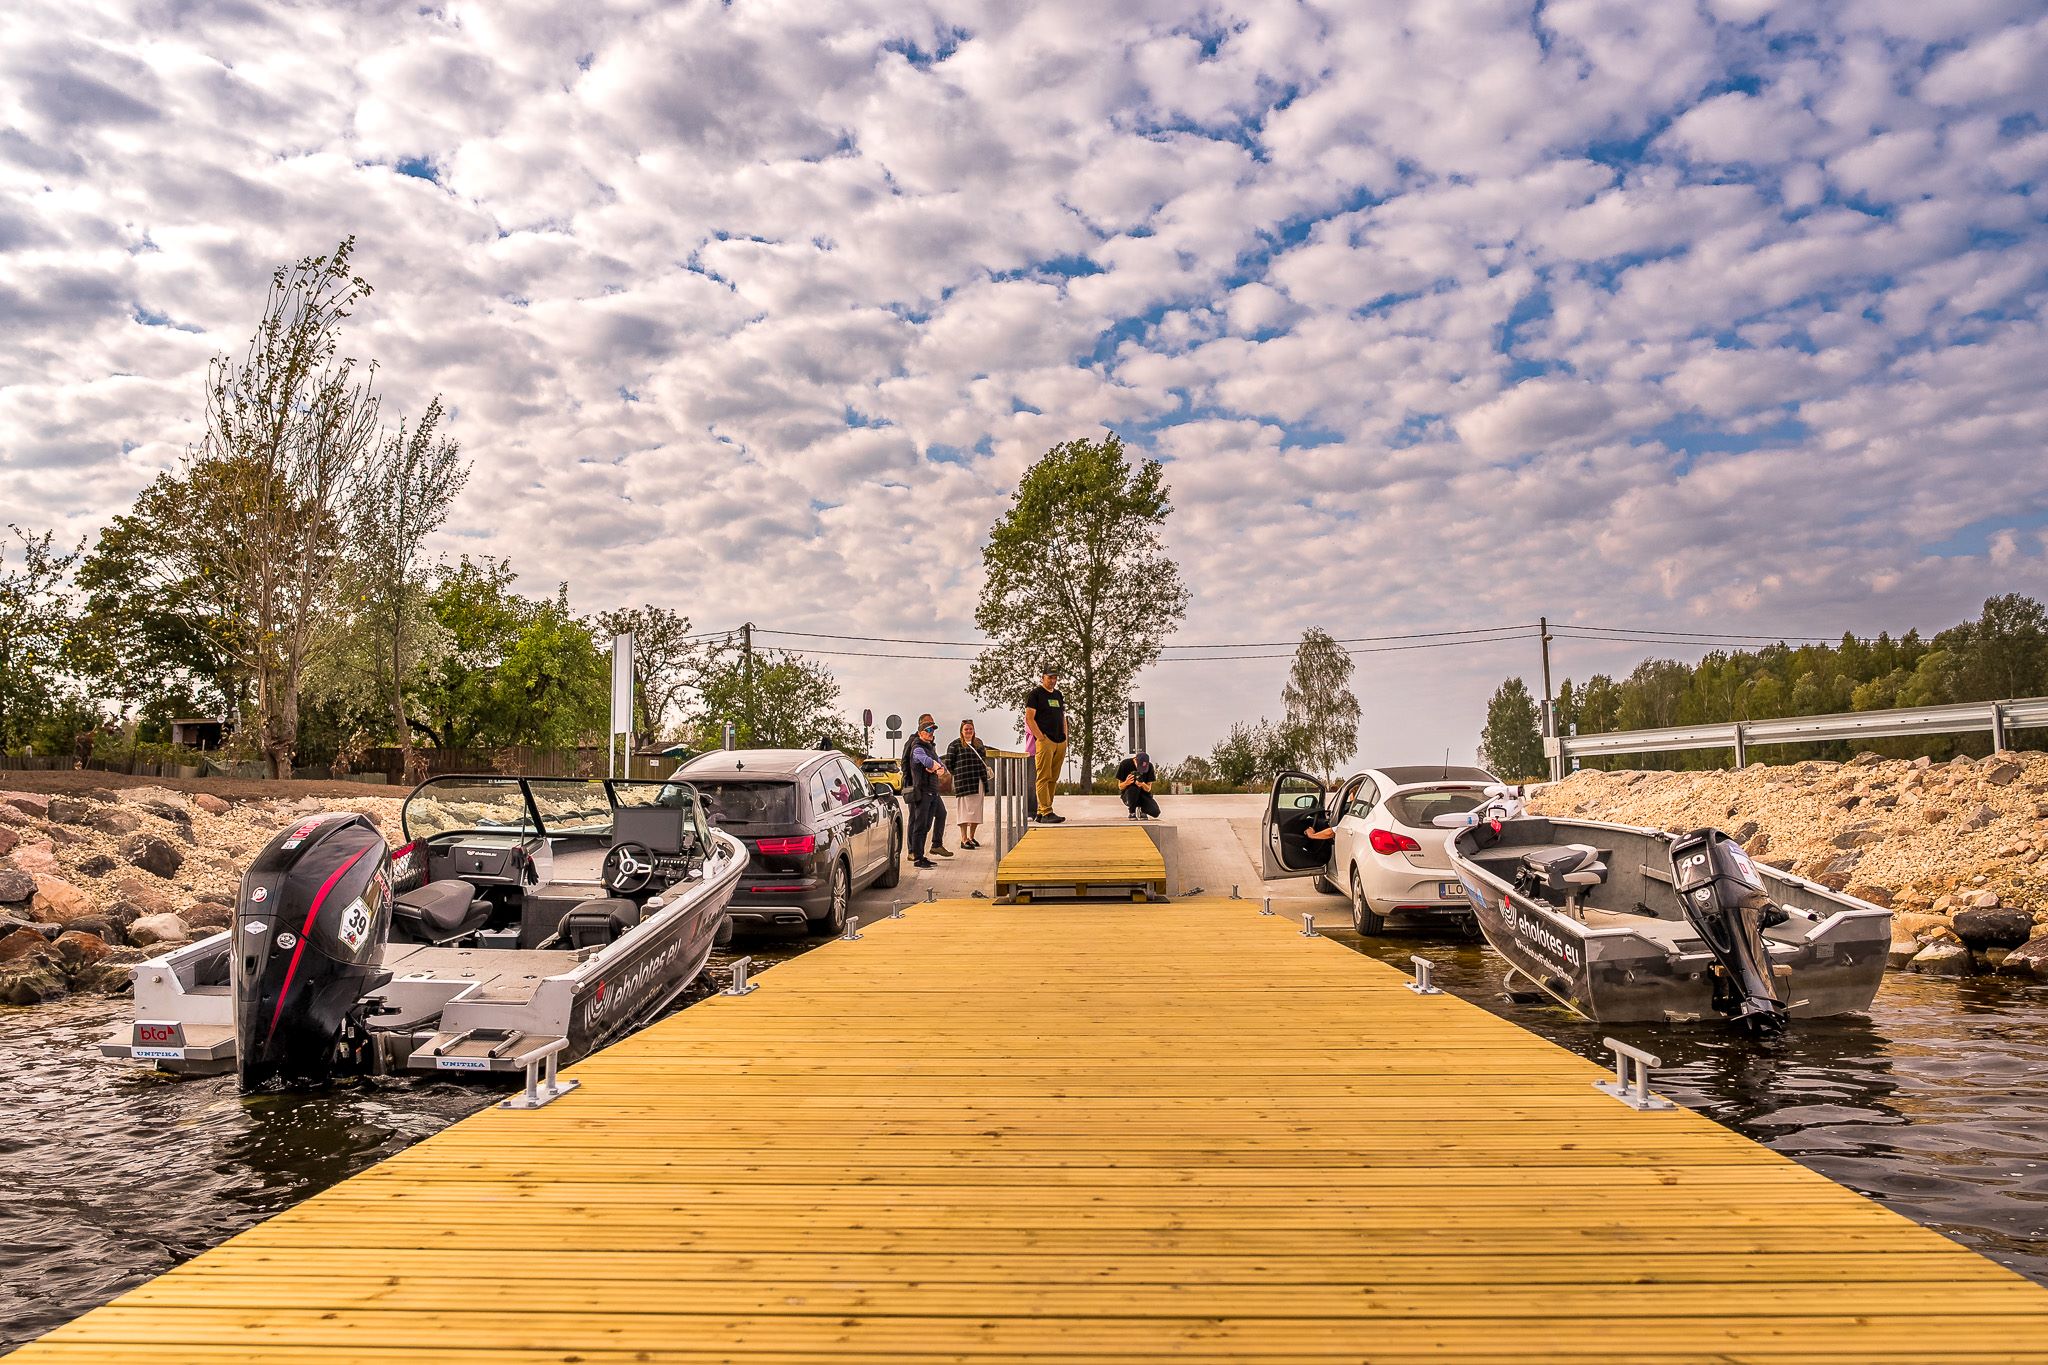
392,879,490,944
1518,844,1609,902
557,897,642,950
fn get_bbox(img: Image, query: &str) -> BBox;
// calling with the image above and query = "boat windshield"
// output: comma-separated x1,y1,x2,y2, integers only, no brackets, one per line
402,777,534,841
403,775,711,845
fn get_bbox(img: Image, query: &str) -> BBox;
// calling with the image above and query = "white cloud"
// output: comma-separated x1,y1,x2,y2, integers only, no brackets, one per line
0,0,2043,769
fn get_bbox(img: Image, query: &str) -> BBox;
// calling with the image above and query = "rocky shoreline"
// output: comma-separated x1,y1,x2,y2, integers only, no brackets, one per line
0,786,405,1006
1528,751,2048,979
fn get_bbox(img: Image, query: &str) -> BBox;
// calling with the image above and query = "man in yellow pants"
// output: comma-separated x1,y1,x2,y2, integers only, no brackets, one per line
1024,666,1068,823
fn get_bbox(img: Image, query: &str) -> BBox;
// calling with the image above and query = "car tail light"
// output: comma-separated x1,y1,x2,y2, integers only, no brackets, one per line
1369,828,1420,855
754,835,816,855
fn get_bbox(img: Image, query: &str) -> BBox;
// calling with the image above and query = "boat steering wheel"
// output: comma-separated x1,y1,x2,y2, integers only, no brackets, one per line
603,841,656,895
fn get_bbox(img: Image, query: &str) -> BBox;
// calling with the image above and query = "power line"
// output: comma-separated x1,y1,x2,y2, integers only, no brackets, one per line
746,634,1533,664
1558,622,1861,644
748,623,1537,651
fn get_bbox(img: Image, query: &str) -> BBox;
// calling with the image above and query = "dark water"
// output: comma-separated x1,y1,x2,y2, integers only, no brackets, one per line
4,932,2046,1350
1342,928,2048,1285
0,938,813,1351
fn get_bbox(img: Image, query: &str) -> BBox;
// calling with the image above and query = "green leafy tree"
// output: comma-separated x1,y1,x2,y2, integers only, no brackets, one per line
413,556,533,750
345,397,468,782
688,639,850,748
967,433,1190,790
491,589,608,749
595,604,695,741
0,525,79,749
1478,677,1545,779
70,505,244,718
1281,626,1360,781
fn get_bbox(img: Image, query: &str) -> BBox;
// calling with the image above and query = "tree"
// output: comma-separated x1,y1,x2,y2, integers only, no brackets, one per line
71,505,244,718
169,237,385,776
1281,627,1360,781
413,556,532,751
595,604,695,740
1209,717,1306,787
346,398,468,782
1478,677,1544,779
491,589,608,749
968,433,1190,787
0,525,78,749
688,639,850,748
1946,594,2048,705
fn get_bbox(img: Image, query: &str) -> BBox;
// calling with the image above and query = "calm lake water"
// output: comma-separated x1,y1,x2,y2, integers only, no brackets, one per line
4,928,2045,1349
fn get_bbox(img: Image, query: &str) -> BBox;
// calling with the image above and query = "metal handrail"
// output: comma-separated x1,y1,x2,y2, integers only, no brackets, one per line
1553,696,2048,768
987,751,1034,860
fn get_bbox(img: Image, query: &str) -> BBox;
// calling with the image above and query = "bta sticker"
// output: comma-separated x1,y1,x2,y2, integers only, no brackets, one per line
336,897,371,952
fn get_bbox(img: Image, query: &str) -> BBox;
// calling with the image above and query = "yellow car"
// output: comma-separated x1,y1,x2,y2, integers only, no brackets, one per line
860,757,902,793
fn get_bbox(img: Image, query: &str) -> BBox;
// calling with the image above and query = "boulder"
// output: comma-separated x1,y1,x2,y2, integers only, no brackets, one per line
30,875,93,923
8,839,58,874
1909,755,1933,770
0,826,16,859
1908,931,1973,975
60,915,121,946
1,792,50,817
1985,761,2023,788
192,793,231,816
134,798,193,828
1730,820,1760,844
109,875,173,917
0,868,34,905
1817,854,1860,891
1851,751,1885,767
1922,806,1951,824
1891,911,1955,940
183,902,231,931
72,947,145,995
125,912,189,947
1746,831,1772,856
1846,884,1894,908
88,808,142,837
1835,794,1863,811
45,796,96,825
1832,827,1881,850
0,957,67,1005
1952,906,2034,951
51,929,111,972
1997,932,2048,978
1960,889,2001,909
124,836,185,879
1962,805,1998,832
78,853,119,879
45,824,85,846
0,927,49,964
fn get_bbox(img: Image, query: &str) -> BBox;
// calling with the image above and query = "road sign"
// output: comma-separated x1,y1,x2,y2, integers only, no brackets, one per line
885,713,901,731
863,708,873,727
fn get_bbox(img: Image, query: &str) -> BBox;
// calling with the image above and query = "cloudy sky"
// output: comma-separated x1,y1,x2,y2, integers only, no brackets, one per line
3,0,2045,768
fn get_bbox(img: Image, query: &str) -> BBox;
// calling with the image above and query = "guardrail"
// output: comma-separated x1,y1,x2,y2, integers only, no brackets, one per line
986,751,1036,859
1550,696,2048,772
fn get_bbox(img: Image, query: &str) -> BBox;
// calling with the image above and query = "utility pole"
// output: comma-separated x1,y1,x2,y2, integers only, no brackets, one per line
740,622,754,745
1539,616,1560,782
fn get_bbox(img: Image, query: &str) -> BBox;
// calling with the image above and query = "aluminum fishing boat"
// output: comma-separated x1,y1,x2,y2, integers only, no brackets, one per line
102,774,745,1101
1445,802,1891,1030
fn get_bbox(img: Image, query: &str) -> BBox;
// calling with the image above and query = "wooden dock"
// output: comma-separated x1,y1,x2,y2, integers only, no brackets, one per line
995,822,1168,900
15,898,2048,1363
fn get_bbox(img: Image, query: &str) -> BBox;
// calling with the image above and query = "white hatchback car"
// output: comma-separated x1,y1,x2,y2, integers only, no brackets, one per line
1260,764,1498,933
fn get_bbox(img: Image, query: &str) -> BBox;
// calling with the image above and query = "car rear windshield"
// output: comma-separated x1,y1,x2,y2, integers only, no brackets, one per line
691,781,797,826
862,760,896,773
1385,787,1487,828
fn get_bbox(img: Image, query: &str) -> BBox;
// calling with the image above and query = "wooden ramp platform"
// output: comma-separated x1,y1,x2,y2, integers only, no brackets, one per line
994,823,1167,900
15,900,2048,1364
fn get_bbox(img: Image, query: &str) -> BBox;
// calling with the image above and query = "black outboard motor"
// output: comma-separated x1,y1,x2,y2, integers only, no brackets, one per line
1670,827,1788,1034
234,813,394,1089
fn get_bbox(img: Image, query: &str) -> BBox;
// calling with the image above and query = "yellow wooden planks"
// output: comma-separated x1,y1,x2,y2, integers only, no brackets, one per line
994,823,1167,898
13,899,2048,1364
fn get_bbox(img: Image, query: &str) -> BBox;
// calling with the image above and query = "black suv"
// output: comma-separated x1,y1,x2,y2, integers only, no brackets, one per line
673,748,901,935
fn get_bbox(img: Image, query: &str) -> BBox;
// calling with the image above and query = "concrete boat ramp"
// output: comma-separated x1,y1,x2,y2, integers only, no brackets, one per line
12,810,2048,1363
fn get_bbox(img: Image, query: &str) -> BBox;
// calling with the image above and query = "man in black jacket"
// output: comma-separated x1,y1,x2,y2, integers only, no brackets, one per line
1115,751,1162,819
904,718,951,867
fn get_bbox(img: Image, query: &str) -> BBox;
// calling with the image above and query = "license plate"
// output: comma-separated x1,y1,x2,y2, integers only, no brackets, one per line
1438,881,1467,900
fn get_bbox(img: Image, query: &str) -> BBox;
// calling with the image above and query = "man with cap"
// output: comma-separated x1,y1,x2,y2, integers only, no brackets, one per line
1114,750,1161,820
1023,667,1067,823
904,716,952,868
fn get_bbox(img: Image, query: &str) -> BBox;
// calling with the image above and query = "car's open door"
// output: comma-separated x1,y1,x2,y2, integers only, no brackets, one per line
1261,771,1331,879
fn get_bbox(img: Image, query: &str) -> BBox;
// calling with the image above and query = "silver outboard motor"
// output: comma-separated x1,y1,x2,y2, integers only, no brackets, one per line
1670,827,1788,1034
233,813,393,1089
